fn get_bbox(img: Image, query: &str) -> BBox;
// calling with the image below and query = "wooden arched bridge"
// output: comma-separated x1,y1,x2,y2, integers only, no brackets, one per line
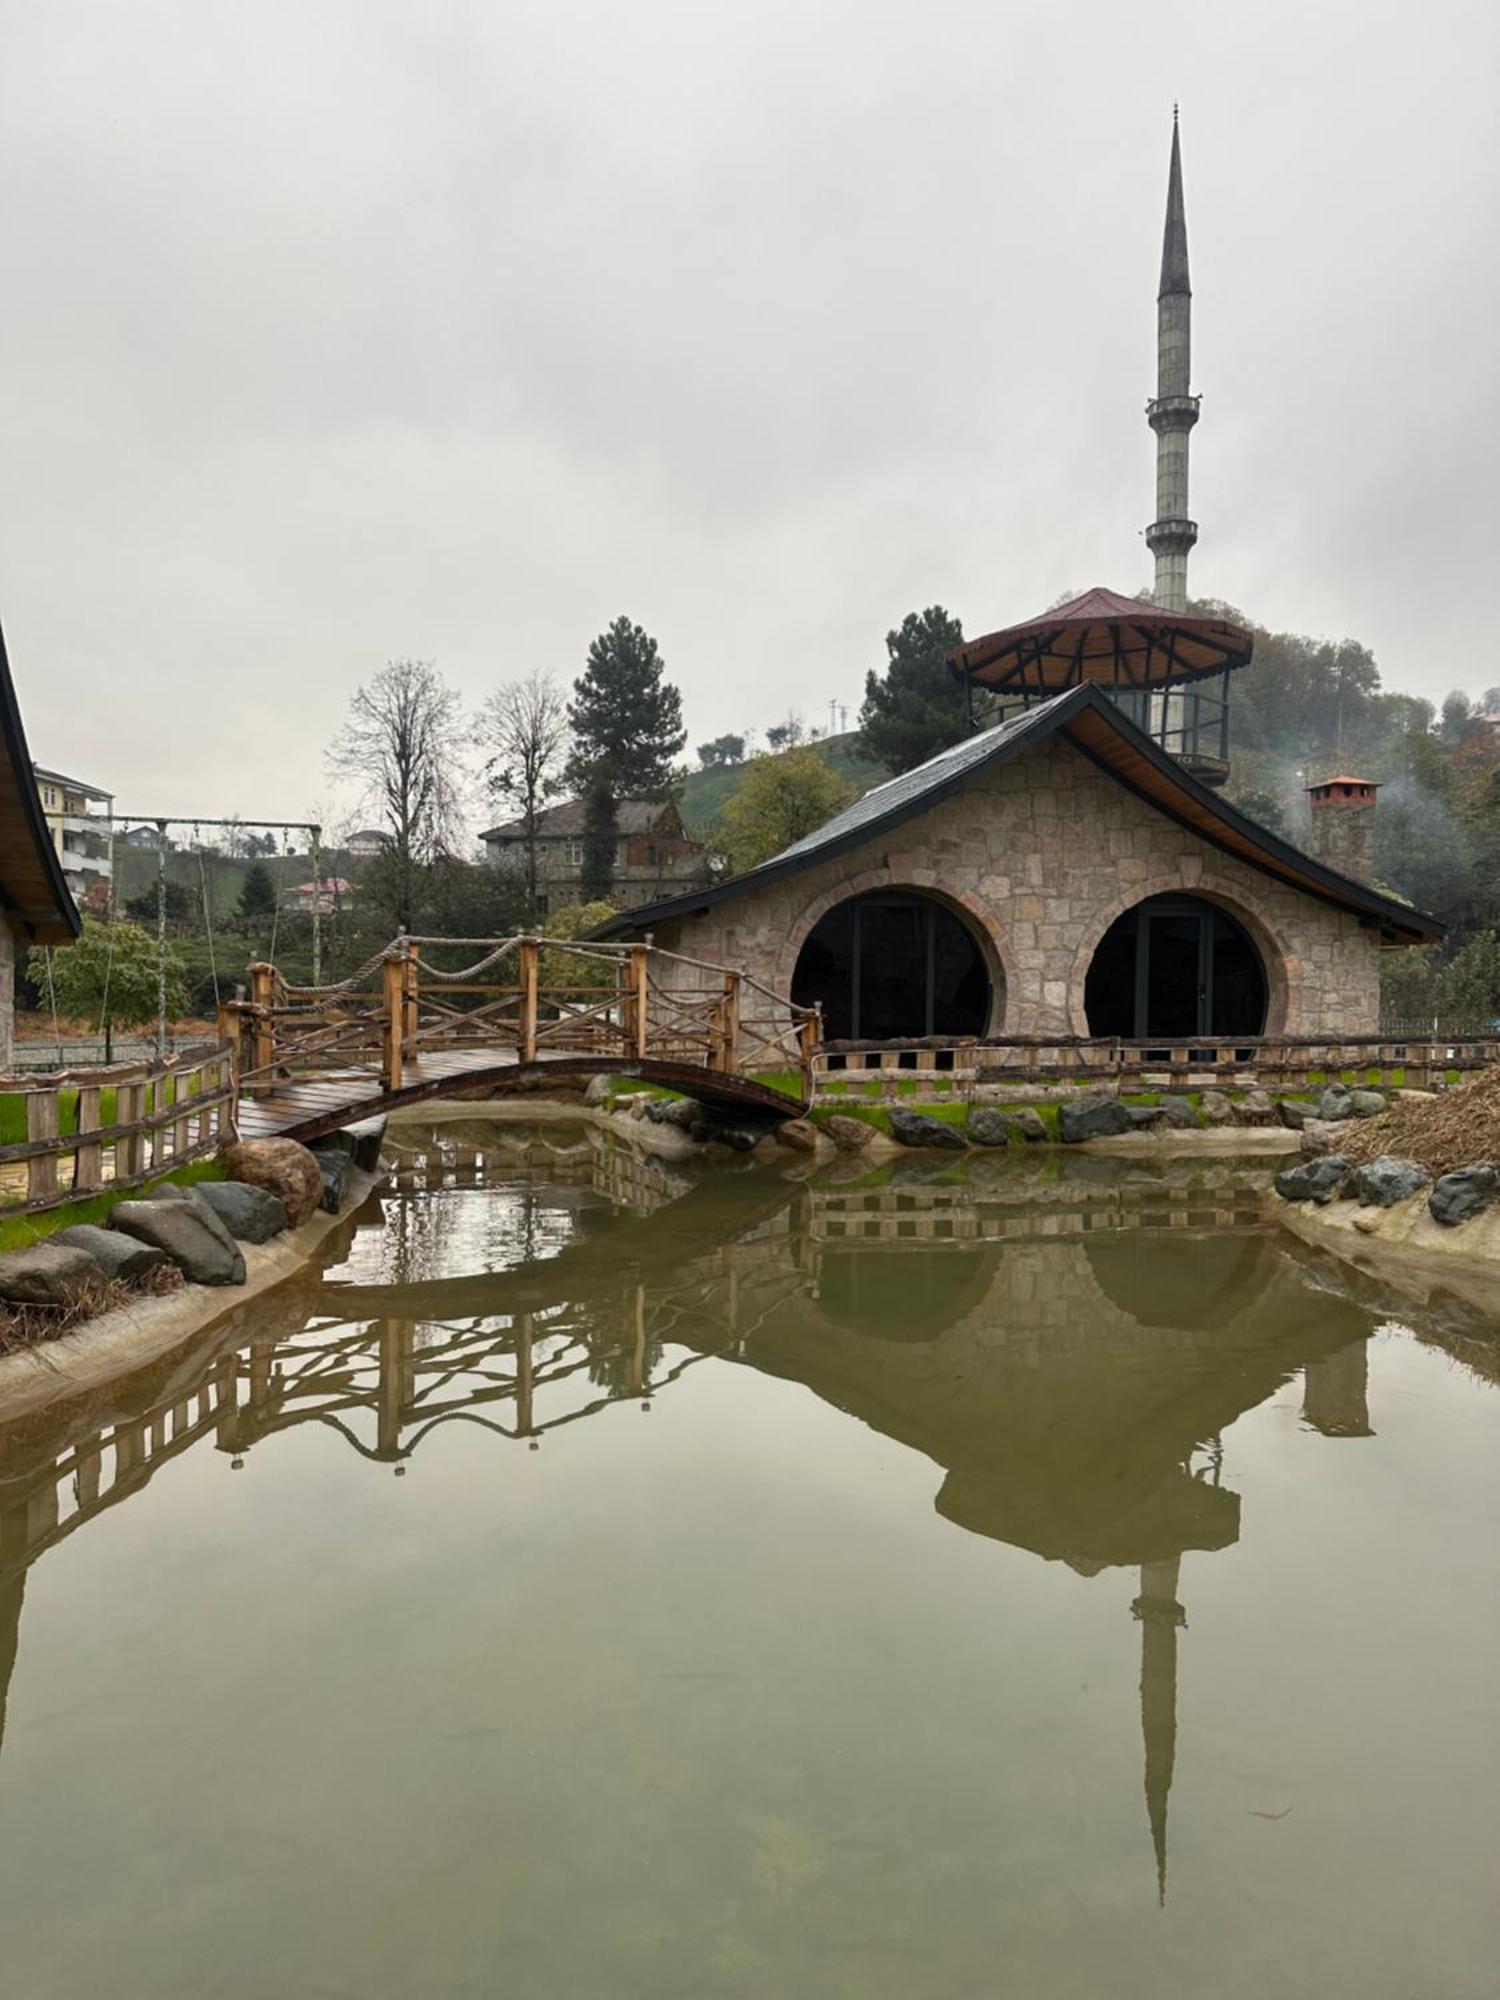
220,934,818,1143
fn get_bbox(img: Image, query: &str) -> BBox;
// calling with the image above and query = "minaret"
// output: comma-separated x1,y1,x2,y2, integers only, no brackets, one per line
1146,110,1200,611
1133,1555,1186,1905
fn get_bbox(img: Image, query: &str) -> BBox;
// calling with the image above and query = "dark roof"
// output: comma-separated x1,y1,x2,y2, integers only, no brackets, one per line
479,797,687,843
596,685,1442,947
31,765,112,800
951,586,1251,691
1160,112,1191,298
0,619,81,943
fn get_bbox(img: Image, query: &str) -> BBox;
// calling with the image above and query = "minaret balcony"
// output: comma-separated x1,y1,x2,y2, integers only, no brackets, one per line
1146,393,1200,434
1145,516,1199,555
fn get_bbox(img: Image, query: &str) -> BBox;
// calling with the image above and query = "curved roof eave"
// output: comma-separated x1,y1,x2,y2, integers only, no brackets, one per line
0,617,82,946
595,685,1442,949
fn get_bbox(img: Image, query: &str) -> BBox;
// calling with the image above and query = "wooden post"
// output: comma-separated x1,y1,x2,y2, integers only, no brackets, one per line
172,1059,196,1162
382,951,405,1093
74,1083,104,1195
25,1089,60,1207
626,945,649,1060
116,1079,145,1184
719,971,741,1074
402,938,421,1059
247,963,275,1095
518,937,540,1064
797,1010,820,1101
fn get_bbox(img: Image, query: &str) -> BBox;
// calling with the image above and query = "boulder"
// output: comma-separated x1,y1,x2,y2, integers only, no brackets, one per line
1278,1099,1312,1130
774,1118,819,1154
317,1154,351,1213
1125,1102,1166,1129
110,1198,246,1285
218,1139,325,1228
309,1130,355,1160
646,1097,699,1131
584,1074,614,1106
1316,1084,1354,1122
1058,1093,1133,1143
1273,1155,1350,1205
1300,1120,1346,1157
0,1241,104,1307
1157,1096,1199,1129
1013,1108,1049,1143
1428,1165,1500,1227
193,1181,289,1243
824,1114,875,1152
1345,1156,1430,1208
341,1117,388,1170
688,1116,758,1152
889,1107,967,1150
50,1224,169,1282
1199,1091,1233,1126
966,1106,1014,1147
1232,1088,1277,1127
1349,1089,1388,1119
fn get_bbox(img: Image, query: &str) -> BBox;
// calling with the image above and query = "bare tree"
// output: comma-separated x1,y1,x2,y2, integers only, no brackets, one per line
326,659,466,930
481,671,570,919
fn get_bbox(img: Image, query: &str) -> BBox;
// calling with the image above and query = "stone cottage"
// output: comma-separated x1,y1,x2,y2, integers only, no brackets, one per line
480,796,706,916
0,620,82,1065
599,682,1438,1045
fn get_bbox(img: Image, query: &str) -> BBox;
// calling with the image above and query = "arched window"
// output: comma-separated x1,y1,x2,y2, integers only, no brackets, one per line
792,890,993,1041
1084,894,1267,1039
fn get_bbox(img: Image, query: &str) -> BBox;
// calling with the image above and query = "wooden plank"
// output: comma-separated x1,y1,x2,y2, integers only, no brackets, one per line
74,1084,104,1194
25,1089,61,1205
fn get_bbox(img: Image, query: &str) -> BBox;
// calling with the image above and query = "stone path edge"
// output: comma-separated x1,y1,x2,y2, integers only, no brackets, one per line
1275,1191,1500,1322
0,1167,383,1426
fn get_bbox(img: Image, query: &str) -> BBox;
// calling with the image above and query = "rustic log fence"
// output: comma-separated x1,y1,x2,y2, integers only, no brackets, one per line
0,1043,236,1217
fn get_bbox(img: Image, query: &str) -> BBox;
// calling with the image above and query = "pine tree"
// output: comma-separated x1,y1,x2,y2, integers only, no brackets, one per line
858,607,967,775
238,860,278,922
566,617,686,898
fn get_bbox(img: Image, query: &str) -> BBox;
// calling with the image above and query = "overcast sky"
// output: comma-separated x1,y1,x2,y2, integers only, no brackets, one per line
1,1,1495,836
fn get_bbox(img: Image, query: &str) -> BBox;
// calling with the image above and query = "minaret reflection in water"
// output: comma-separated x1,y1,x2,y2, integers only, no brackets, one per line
0,1129,1390,1899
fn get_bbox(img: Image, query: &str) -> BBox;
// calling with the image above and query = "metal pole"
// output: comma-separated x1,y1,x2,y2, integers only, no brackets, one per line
309,824,323,987
155,819,169,1056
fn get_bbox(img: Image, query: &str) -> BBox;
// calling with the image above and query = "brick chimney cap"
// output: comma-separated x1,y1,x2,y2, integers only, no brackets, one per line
1307,774,1380,797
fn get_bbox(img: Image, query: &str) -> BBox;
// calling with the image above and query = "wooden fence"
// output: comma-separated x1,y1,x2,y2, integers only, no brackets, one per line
0,1043,236,1217
814,1031,1500,1096
219,935,820,1100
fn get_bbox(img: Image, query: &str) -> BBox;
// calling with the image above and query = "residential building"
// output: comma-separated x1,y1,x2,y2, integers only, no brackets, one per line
286,877,353,916
32,766,114,904
478,798,706,916
345,829,391,858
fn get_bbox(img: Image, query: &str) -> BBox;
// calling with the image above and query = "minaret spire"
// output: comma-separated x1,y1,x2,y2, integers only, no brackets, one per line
1146,112,1200,610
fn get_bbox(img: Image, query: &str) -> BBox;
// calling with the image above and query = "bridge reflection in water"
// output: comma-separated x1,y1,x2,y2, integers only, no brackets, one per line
0,1128,1397,1901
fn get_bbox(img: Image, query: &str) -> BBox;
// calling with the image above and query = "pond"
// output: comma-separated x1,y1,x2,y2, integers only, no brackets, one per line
1,1123,1497,1998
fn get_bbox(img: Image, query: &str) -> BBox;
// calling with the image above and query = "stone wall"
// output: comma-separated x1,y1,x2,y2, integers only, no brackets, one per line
649,732,1383,1036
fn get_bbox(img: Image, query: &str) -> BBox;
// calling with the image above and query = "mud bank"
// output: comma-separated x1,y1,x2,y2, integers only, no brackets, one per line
1276,1193,1500,1322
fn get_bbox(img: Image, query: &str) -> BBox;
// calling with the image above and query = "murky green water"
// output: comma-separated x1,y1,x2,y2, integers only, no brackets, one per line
2,1124,1498,1999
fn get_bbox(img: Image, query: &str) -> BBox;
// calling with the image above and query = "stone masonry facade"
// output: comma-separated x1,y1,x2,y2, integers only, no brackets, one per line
647,733,1382,1036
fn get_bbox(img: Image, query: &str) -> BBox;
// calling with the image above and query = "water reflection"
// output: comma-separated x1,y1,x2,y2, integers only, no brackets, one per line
0,1122,1493,1931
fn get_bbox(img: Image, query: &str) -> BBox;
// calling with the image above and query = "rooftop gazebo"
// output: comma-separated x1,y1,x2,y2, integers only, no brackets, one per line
950,585,1253,786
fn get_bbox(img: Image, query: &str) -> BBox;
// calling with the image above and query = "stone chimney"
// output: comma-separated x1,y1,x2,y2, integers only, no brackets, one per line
1305,774,1379,883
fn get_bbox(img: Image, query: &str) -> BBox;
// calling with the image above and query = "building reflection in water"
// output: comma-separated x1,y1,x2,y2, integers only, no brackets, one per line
0,1125,1423,1899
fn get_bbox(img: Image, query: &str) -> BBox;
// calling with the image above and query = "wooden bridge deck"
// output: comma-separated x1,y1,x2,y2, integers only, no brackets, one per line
234,1047,807,1145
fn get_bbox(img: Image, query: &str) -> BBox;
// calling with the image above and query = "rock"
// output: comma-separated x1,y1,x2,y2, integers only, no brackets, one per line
1125,1102,1166,1129
50,1224,169,1281
824,1114,874,1152
0,1242,104,1306
966,1107,1014,1147
774,1118,819,1154
583,1074,614,1106
1278,1099,1312,1129
317,1154,351,1213
309,1130,355,1160
1316,1084,1354,1122
1232,1088,1277,1127
1393,1087,1437,1103
646,1097,698,1131
1058,1093,1133,1143
110,1198,246,1285
1345,1157,1431,1208
1157,1096,1198,1128
889,1107,967,1150
1199,1091,1233,1126
341,1117,388,1170
218,1139,325,1228
1428,1165,1500,1227
1273,1155,1350,1205
1300,1120,1346,1156
687,1116,758,1152
193,1181,289,1243
1013,1109,1049,1142
1353,1211,1381,1234
1348,1089,1388,1119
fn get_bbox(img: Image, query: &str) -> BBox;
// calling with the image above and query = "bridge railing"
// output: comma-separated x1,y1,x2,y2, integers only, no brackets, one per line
220,936,821,1101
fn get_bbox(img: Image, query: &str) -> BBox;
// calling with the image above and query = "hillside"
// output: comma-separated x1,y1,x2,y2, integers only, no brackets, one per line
677,731,888,840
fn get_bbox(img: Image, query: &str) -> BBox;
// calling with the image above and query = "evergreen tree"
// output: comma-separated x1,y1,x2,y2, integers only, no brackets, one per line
858,607,967,775
566,617,686,898
238,860,278,922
